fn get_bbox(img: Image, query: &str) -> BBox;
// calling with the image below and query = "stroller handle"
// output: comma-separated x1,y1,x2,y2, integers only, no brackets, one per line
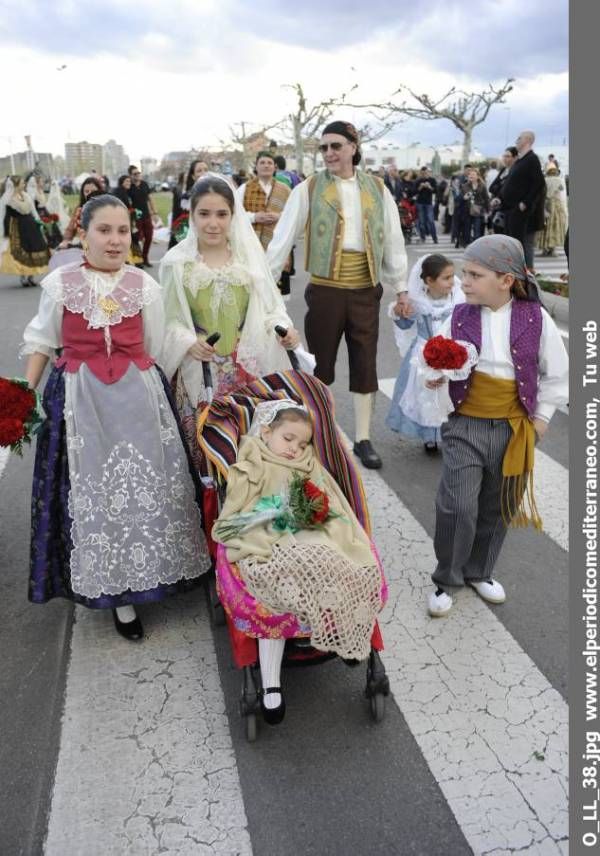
275,326,300,371
202,332,221,400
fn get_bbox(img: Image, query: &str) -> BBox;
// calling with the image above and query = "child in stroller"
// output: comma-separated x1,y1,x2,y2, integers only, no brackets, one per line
200,371,390,737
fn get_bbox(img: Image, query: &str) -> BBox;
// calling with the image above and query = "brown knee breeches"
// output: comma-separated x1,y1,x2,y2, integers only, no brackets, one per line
304,282,382,393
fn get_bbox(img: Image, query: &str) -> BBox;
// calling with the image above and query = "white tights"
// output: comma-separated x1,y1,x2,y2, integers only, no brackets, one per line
115,605,137,623
258,638,285,709
353,392,373,442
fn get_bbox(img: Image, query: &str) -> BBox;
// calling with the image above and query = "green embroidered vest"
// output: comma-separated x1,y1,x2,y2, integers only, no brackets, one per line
305,170,385,284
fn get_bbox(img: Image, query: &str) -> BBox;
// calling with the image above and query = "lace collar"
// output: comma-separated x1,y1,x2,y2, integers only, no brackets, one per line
42,263,160,328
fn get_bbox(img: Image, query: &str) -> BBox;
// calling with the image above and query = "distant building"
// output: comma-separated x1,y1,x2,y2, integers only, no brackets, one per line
103,139,129,180
160,151,193,177
65,141,103,177
0,150,54,177
361,142,486,172
140,157,158,176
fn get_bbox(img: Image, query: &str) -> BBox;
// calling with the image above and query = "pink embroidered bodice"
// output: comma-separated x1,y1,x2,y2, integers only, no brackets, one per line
53,265,155,384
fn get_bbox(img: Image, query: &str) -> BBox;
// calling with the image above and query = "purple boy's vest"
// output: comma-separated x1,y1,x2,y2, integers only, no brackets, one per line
449,301,543,418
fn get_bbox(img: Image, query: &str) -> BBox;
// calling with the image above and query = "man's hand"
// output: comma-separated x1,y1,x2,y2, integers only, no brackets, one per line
187,337,216,361
532,417,549,441
518,202,527,212
255,211,276,224
394,292,412,319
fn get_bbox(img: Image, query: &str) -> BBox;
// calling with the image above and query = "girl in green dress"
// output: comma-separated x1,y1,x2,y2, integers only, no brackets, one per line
159,174,300,470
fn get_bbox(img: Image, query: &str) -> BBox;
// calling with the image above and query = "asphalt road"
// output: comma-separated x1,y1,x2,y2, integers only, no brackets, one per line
0,233,568,856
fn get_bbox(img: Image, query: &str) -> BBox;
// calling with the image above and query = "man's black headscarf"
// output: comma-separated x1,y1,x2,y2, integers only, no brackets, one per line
322,121,362,166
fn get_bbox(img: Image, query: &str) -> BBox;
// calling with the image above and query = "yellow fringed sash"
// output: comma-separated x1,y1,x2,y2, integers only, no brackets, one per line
457,372,542,530
312,250,373,288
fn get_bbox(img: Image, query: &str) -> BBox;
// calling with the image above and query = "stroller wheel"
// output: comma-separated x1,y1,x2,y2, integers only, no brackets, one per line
245,712,258,743
240,666,260,742
369,692,386,723
205,575,226,627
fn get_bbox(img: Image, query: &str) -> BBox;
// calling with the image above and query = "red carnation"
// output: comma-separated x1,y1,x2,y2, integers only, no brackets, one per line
302,480,331,525
0,418,26,446
423,336,468,370
0,378,36,421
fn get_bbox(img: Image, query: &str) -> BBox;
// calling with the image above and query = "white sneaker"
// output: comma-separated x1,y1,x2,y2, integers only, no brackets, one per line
469,579,506,604
428,588,453,617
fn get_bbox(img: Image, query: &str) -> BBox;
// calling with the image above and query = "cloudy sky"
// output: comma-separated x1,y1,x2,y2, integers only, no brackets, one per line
0,0,568,165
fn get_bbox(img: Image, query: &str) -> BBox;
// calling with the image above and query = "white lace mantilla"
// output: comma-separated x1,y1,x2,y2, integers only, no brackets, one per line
182,258,251,316
43,265,161,329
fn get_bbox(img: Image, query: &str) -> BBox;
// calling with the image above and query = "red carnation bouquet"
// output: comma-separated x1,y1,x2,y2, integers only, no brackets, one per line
418,335,478,382
0,377,42,456
171,212,190,243
214,471,342,542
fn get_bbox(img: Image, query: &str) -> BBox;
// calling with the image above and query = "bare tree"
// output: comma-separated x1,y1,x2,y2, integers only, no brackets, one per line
351,79,515,167
220,120,284,170
279,82,358,172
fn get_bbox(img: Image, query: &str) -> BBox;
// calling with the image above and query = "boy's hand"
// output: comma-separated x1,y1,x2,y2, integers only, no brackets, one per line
533,417,548,441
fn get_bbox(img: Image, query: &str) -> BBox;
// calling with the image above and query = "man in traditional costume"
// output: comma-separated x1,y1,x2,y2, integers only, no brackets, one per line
267,121,407,468
237,151,293,296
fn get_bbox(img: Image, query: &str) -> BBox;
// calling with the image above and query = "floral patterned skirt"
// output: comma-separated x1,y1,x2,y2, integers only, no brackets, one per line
29,363,210,609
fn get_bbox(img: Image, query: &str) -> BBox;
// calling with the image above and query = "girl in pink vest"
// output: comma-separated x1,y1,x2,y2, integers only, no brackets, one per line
425,235,568,618
23,195,211,640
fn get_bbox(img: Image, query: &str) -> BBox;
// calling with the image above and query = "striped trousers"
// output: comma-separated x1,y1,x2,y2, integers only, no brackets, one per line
432,415,513,588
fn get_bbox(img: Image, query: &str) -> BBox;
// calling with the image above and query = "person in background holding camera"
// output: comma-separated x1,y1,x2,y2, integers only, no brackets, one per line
414,166,438,244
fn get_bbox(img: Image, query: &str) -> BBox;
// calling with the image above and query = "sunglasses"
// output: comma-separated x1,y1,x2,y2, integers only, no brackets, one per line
318,142,348,153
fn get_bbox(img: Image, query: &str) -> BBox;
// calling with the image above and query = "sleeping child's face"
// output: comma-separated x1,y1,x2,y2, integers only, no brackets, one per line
260,417,313,461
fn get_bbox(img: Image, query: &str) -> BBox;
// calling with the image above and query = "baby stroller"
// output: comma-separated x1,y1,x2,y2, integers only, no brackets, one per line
398,198,417,243
198,360,390,742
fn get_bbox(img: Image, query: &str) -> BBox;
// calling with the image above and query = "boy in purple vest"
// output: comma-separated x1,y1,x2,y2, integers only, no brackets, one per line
426,235,568,617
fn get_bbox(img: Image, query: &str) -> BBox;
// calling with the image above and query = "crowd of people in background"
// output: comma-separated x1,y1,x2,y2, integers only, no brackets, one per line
376,133,568,267
0,129,568,294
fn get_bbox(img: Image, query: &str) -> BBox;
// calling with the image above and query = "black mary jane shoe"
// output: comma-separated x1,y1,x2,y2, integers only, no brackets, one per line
424,441,439,455
353,440,382,470
112,609,144,641
260,688,286,725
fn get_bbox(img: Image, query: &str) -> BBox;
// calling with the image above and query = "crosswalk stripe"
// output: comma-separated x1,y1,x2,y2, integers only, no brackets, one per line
354,444,568,855
0,447,9,482
44,596,253,856
378,379,569,552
